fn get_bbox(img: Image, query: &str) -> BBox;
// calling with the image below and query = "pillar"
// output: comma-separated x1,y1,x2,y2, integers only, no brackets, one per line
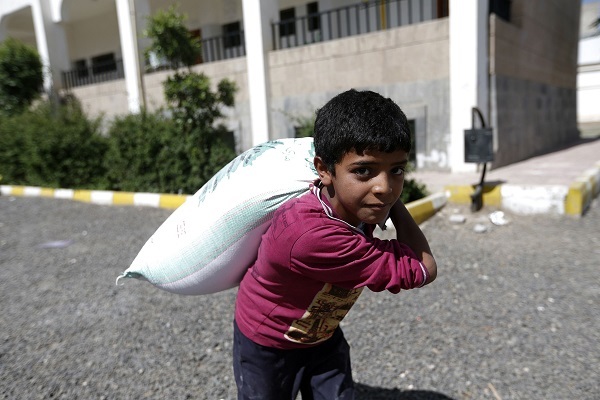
449,0,489,172
242,0,278,146
29,1,53,92
116,0,148,114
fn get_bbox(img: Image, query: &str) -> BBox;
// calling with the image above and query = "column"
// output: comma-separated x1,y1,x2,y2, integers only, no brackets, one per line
116,0,148,114
29,0,53,92
39,0,71,91
449,0,489,172
242,0,278,146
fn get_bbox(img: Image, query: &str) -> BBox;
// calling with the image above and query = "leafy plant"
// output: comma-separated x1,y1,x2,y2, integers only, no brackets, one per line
144,5,201,71
291,114,315,138
400,177,429,203
103,111,173,192
157,73,237,193
0,38,44,116
103,5,239,194
0,97,108,188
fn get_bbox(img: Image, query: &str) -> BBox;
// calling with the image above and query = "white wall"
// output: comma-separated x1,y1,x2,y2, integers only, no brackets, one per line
578,35,600,123
66,12,121,62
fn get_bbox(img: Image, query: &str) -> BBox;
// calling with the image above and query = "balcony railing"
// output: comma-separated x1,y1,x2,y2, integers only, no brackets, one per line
272,0,442,50
201,31,246,63
146,31,247,71
62,31,246,89
62,59,125,90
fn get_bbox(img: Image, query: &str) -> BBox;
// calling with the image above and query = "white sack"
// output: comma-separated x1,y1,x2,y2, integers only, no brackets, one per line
117,137,317,295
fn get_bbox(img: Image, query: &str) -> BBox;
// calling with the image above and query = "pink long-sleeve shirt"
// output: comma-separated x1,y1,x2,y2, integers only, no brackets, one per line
234,185,428,349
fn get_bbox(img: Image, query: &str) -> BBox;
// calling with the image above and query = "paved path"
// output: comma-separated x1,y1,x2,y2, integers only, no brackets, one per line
411,138,600,193
410,138,600,216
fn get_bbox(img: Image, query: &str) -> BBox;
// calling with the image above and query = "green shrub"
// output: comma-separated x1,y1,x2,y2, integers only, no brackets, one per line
0,98,108,188
290,114,315,138
0,38,44,116
104,111,172,192
0,115,29,183
400,177,429,203
104,110,236,194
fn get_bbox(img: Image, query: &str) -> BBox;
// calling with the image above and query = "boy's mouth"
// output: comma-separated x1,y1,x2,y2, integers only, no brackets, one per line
365,203,389,210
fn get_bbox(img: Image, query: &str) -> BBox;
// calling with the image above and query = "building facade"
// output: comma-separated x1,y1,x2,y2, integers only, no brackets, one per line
0,0,582,172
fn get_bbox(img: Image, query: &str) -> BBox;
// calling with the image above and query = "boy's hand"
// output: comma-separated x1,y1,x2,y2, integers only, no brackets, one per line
389,200,437,285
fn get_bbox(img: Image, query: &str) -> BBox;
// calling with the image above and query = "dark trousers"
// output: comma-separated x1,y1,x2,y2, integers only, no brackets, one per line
233,320,355,400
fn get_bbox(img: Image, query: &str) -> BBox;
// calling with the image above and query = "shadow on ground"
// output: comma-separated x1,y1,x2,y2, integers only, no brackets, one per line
356,384,455,400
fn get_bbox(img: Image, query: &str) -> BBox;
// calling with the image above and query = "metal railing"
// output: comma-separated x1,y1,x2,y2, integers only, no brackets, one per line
62,59,125,89
201,31,246,63
272,0,440,50
147,31,247,70
62,31,246,88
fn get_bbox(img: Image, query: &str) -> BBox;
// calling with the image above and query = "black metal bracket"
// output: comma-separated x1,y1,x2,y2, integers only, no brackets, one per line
470,107,488,212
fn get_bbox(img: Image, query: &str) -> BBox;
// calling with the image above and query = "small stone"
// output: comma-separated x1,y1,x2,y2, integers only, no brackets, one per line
473,223,488,233
449,214,467,224
489,211,509,226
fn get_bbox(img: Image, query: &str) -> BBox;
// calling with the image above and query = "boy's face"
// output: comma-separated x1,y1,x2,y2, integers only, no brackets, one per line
315,148,408,226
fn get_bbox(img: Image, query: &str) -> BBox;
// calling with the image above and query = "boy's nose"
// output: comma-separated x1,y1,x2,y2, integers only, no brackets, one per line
372,174,393,194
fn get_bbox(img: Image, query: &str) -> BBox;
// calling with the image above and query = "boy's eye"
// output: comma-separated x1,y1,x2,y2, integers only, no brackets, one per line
392,166,405,176
353,167,371,176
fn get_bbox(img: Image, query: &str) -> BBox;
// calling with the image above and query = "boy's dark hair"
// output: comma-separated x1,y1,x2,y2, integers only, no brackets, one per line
313,89,411,173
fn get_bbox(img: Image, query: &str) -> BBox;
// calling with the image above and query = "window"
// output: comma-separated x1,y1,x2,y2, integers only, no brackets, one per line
489,0,511,22
279,7,296,37
223,21,241,49
436,0,449,18
73,59,88,79
307,2,320,32
91,53,116,75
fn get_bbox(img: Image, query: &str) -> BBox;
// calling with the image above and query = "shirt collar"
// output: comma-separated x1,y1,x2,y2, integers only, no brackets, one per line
310,180,366,234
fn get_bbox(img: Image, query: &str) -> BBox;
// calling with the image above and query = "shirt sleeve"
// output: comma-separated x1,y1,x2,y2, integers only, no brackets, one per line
289,223,427,293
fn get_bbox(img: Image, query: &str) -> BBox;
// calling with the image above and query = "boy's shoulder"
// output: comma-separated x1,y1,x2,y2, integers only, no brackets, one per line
269,190,369,242
270,191,322,236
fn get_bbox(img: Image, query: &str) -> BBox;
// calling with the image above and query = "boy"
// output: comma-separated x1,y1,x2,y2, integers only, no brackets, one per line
233,89,437,399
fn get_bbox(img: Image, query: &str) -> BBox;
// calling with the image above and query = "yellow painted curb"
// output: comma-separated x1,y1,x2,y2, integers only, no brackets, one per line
564,164,600,216
9,186,25,196
441,160,600,216
159,194,189,209
564,181,586,216
2,184,449,225
0,185,190,210
112,192,136,206
406,192,447,225
40,188,55,197
73,190,92,203
444,184,502,206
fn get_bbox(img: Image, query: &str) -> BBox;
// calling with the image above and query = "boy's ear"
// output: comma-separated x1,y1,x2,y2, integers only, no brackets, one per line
314,156,333,185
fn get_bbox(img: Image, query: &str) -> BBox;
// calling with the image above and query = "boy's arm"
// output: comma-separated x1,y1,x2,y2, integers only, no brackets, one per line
389,200,437,285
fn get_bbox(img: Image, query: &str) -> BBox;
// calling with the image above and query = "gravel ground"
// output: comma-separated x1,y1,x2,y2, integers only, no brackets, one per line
0,195,598,400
